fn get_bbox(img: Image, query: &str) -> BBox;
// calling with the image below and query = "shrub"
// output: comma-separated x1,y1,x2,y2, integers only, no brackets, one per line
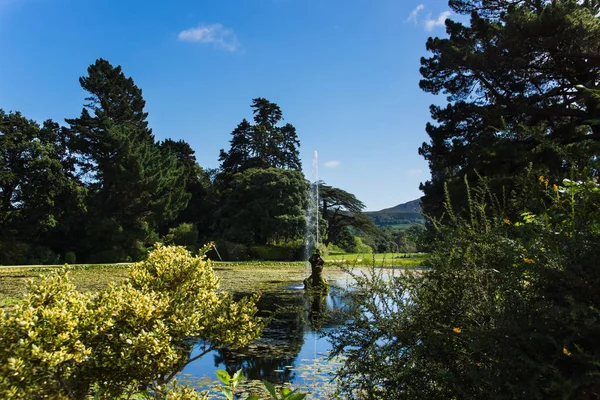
0,244,262,399
212,240,250,261
331,174,600,399
350,236,372,254
88,249,127,264
248,244,304,261
164,223,199,251
327,244,346,255
0,242,60,265
28,245,60,265
64,251,76,264
0,240,31,265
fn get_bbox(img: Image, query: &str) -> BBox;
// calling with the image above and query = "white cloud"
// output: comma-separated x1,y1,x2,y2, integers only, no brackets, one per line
324,160,341,168
178,24,239,52
407,4,424,23
407,169,423,175
424,11,451,31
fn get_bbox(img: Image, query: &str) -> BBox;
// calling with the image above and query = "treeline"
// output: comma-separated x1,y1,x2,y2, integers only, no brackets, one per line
365,211,424,227
0,59,414,265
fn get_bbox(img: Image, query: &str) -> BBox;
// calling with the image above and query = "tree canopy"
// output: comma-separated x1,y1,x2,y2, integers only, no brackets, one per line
0,111,85,264
318,182,379,246
419,0,600,220
219,98,302,173
67,59,189,261
160,139,217,239
0,59,371,263
217,168,307,245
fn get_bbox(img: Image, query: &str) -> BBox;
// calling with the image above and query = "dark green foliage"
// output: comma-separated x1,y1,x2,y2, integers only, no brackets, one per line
64,251,77,264
1,62,368,264
360,224,425,253
212,240,250,261
219,98,302,172
331,174,600,399
77,124,188,261
365,210,423,227
0,241,60,266
217,168,307,246
319,182,379,246
214,98,307,253
160,139,217,239
248,244,304,261
66,58,150,168
0,110,85,264
334,231,373,254
419,0,600,221
163,223,199,254
67,59,189,261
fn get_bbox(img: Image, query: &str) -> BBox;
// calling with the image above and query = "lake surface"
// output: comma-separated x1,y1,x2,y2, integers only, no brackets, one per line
177,277,353,397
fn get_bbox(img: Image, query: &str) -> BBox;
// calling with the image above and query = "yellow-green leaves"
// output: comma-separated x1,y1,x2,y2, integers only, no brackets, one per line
0,245,262,398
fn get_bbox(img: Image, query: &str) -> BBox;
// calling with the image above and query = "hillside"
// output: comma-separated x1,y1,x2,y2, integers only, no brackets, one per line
365,198,424,229
376,198,421,213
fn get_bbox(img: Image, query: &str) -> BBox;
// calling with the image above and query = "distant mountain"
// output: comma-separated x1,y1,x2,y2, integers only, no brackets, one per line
375,198,422,214
365,198,423,229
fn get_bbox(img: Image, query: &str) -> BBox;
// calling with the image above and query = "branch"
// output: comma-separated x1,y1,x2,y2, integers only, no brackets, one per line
159,346,216,386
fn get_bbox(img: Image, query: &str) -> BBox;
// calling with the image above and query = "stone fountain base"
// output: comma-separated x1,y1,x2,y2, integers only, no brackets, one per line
304,250,328,292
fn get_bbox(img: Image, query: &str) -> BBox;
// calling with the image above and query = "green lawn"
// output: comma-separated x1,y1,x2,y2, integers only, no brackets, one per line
323,252,427,266
0,261,339,308
0,255,426,308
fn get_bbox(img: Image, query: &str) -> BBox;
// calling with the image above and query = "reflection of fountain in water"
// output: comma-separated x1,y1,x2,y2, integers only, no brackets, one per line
304,150,319,277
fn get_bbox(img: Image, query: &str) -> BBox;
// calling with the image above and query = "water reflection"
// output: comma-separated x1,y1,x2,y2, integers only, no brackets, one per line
179,282,349,386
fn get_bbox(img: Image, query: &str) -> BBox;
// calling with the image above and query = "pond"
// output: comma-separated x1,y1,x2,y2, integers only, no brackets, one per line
177,276,353,398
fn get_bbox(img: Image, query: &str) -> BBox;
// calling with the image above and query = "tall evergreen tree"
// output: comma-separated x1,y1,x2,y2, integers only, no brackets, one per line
218,98,302,172
67,58,151,178
418,0,600,220
216,98,305,247
67,59,188,261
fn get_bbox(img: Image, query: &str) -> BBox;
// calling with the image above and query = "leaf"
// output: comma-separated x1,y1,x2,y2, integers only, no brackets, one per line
220,386,234,400
281,387,292,397
246,395,262,400
263,380,278,399
232,368,244,382
215,369,231,385
287,394,306,400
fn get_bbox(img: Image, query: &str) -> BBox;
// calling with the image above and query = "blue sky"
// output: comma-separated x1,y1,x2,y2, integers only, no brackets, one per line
0,0,453,211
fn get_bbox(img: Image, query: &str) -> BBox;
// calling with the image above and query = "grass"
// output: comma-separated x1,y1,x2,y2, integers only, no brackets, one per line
323,252,427,267
0,261,330,307
0,254,426,308
0,265,131,308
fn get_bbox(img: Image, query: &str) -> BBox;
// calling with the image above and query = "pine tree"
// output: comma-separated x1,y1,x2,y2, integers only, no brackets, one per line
219,98,302,172
67,59,188,261
419,0,600,220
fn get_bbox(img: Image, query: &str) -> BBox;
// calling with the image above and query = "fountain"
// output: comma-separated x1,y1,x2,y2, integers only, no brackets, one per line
304,151,319,265
304,151,328,292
